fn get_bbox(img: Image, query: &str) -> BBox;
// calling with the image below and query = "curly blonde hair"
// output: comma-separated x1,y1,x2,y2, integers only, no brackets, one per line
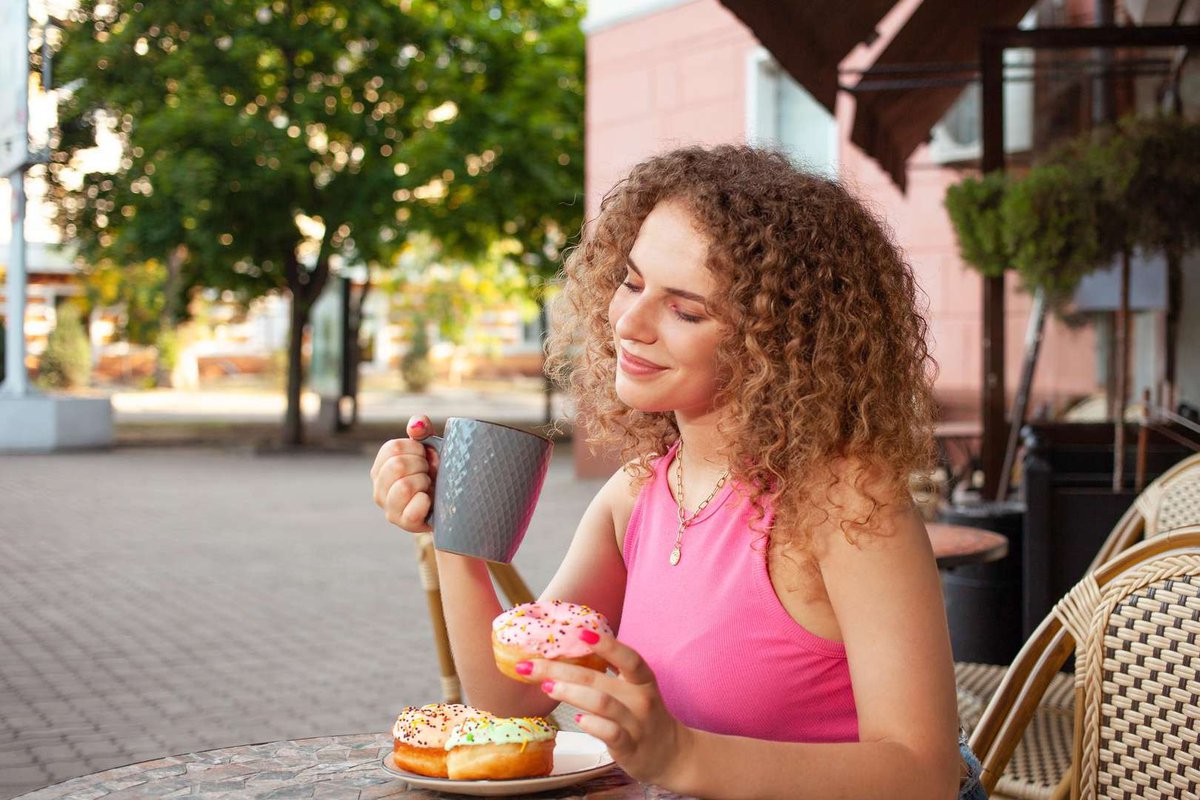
547,145,936,555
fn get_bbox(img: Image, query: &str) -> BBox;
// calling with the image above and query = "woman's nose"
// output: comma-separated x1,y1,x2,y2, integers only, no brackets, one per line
613,295,656,343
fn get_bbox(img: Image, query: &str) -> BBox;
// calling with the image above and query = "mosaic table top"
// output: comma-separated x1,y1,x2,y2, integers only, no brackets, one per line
13,733,685,799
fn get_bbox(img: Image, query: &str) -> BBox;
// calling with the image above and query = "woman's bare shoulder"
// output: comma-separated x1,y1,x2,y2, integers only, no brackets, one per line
596,459,652,550
609,459,648,507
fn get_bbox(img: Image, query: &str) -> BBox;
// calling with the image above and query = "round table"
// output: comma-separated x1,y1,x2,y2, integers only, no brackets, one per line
13,733,679,800
927,522,1009,569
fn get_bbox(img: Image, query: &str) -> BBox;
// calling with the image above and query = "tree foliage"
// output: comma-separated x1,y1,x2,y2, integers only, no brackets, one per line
1000,163,1103,303
83,258,168,344
944,115,1200,305
384,234,537,345
943,171,1013,280
48,0,584,442
1085,115,1200,263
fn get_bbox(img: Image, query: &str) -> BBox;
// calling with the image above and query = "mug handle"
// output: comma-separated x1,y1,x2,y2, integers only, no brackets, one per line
420,434,443,526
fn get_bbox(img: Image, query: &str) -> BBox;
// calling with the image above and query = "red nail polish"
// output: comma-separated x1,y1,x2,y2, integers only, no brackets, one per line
574,713,583,723
579,629,600,645
411,420,426,430
515,661,533,676
541,680,555,693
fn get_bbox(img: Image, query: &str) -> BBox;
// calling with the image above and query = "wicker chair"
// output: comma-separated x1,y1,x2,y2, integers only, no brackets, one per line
969,526,1200,799
414,532,535,704
955,452,1200,799
414,535,583,730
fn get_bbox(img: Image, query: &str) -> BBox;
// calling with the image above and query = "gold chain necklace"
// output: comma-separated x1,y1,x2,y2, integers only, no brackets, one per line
669,442,730,566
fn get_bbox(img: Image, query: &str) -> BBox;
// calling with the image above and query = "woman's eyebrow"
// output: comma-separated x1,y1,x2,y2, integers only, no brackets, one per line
626,257,710,305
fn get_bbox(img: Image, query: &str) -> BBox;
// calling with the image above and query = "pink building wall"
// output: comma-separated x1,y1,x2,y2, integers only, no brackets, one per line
587,2,758,200
580,0,1099,473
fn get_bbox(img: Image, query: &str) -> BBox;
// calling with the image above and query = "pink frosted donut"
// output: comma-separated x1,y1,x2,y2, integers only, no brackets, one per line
491,600,613,682
391,703,484,777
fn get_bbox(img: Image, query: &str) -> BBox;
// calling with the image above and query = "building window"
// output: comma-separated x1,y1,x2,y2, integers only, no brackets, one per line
746,48,838,178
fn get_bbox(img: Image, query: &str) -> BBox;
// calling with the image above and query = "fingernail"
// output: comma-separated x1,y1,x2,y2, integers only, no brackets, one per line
411,420,426,430
574,713,583,723
515,661,533,676
579,629,600,645
540,680,555,694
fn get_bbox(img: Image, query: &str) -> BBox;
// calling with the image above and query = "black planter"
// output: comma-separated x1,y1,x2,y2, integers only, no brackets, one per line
939,500,1026,665
1021,422,1194,637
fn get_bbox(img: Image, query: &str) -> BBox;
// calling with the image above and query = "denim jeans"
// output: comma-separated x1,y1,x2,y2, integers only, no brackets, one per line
958,729,988,800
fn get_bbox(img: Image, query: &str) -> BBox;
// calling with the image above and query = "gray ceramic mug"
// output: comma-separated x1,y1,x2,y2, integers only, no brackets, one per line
421,418,554,563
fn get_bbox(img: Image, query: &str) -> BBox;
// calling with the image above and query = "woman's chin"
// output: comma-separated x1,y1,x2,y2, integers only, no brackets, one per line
615,382,672,414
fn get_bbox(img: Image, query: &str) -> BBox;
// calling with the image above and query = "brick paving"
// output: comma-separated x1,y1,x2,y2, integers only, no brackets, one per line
0,440,603,799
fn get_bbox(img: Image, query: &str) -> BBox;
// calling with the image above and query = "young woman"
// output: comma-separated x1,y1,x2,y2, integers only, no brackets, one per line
371,145,979,799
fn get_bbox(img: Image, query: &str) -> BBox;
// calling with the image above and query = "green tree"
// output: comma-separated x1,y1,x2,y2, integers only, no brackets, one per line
82,258,168,345
386,234,536,345
38,304,93,389
49,0,583,444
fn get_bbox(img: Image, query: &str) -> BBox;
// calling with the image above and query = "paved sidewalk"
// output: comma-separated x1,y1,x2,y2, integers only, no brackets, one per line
0,441,603,799
108,384,567,426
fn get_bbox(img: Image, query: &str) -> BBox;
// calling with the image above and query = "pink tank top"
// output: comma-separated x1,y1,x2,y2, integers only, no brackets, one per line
618,442,859,743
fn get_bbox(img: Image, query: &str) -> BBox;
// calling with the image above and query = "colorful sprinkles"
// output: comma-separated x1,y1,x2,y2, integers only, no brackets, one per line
392,704,483,748
444,714,556,750
492,600,613,658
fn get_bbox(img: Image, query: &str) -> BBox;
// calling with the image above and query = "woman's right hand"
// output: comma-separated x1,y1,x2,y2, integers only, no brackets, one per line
370,414,439,533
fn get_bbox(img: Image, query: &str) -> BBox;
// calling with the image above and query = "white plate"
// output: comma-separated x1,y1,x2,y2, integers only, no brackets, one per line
380,730,616,796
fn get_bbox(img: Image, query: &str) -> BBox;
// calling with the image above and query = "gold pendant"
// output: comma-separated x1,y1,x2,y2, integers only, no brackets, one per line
670,546,681,566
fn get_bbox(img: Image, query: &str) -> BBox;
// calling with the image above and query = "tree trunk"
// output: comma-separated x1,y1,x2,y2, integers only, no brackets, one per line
154,244,186,388
341,277,370,431
997,289,1047,503
1164,247,1181,392
285,291,307,446
283,251,331,447
1113,248,1131,491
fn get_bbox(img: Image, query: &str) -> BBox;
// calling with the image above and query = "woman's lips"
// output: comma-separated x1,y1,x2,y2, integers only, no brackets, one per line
618,347,667,376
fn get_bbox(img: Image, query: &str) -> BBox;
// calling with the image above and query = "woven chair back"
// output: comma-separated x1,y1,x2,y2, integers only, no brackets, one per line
959,454,1200,800
1089,452,1200,572
971,527,1200,798
1079,567,1199,798
1137,451,1200,539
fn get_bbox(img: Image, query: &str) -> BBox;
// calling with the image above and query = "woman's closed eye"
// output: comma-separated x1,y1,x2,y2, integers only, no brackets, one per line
672,306,704,323
619,273,707,323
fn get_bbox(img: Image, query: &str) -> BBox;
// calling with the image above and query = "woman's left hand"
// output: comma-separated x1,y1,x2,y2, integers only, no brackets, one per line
523,630,694,788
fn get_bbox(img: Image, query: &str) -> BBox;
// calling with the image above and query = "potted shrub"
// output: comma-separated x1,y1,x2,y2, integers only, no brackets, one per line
943,172,1025,662
37,304,93,390
943,162,1104,662
1084,116,1200,486
1012,116,1200,634
401,317,434,394
944,172,1013,284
